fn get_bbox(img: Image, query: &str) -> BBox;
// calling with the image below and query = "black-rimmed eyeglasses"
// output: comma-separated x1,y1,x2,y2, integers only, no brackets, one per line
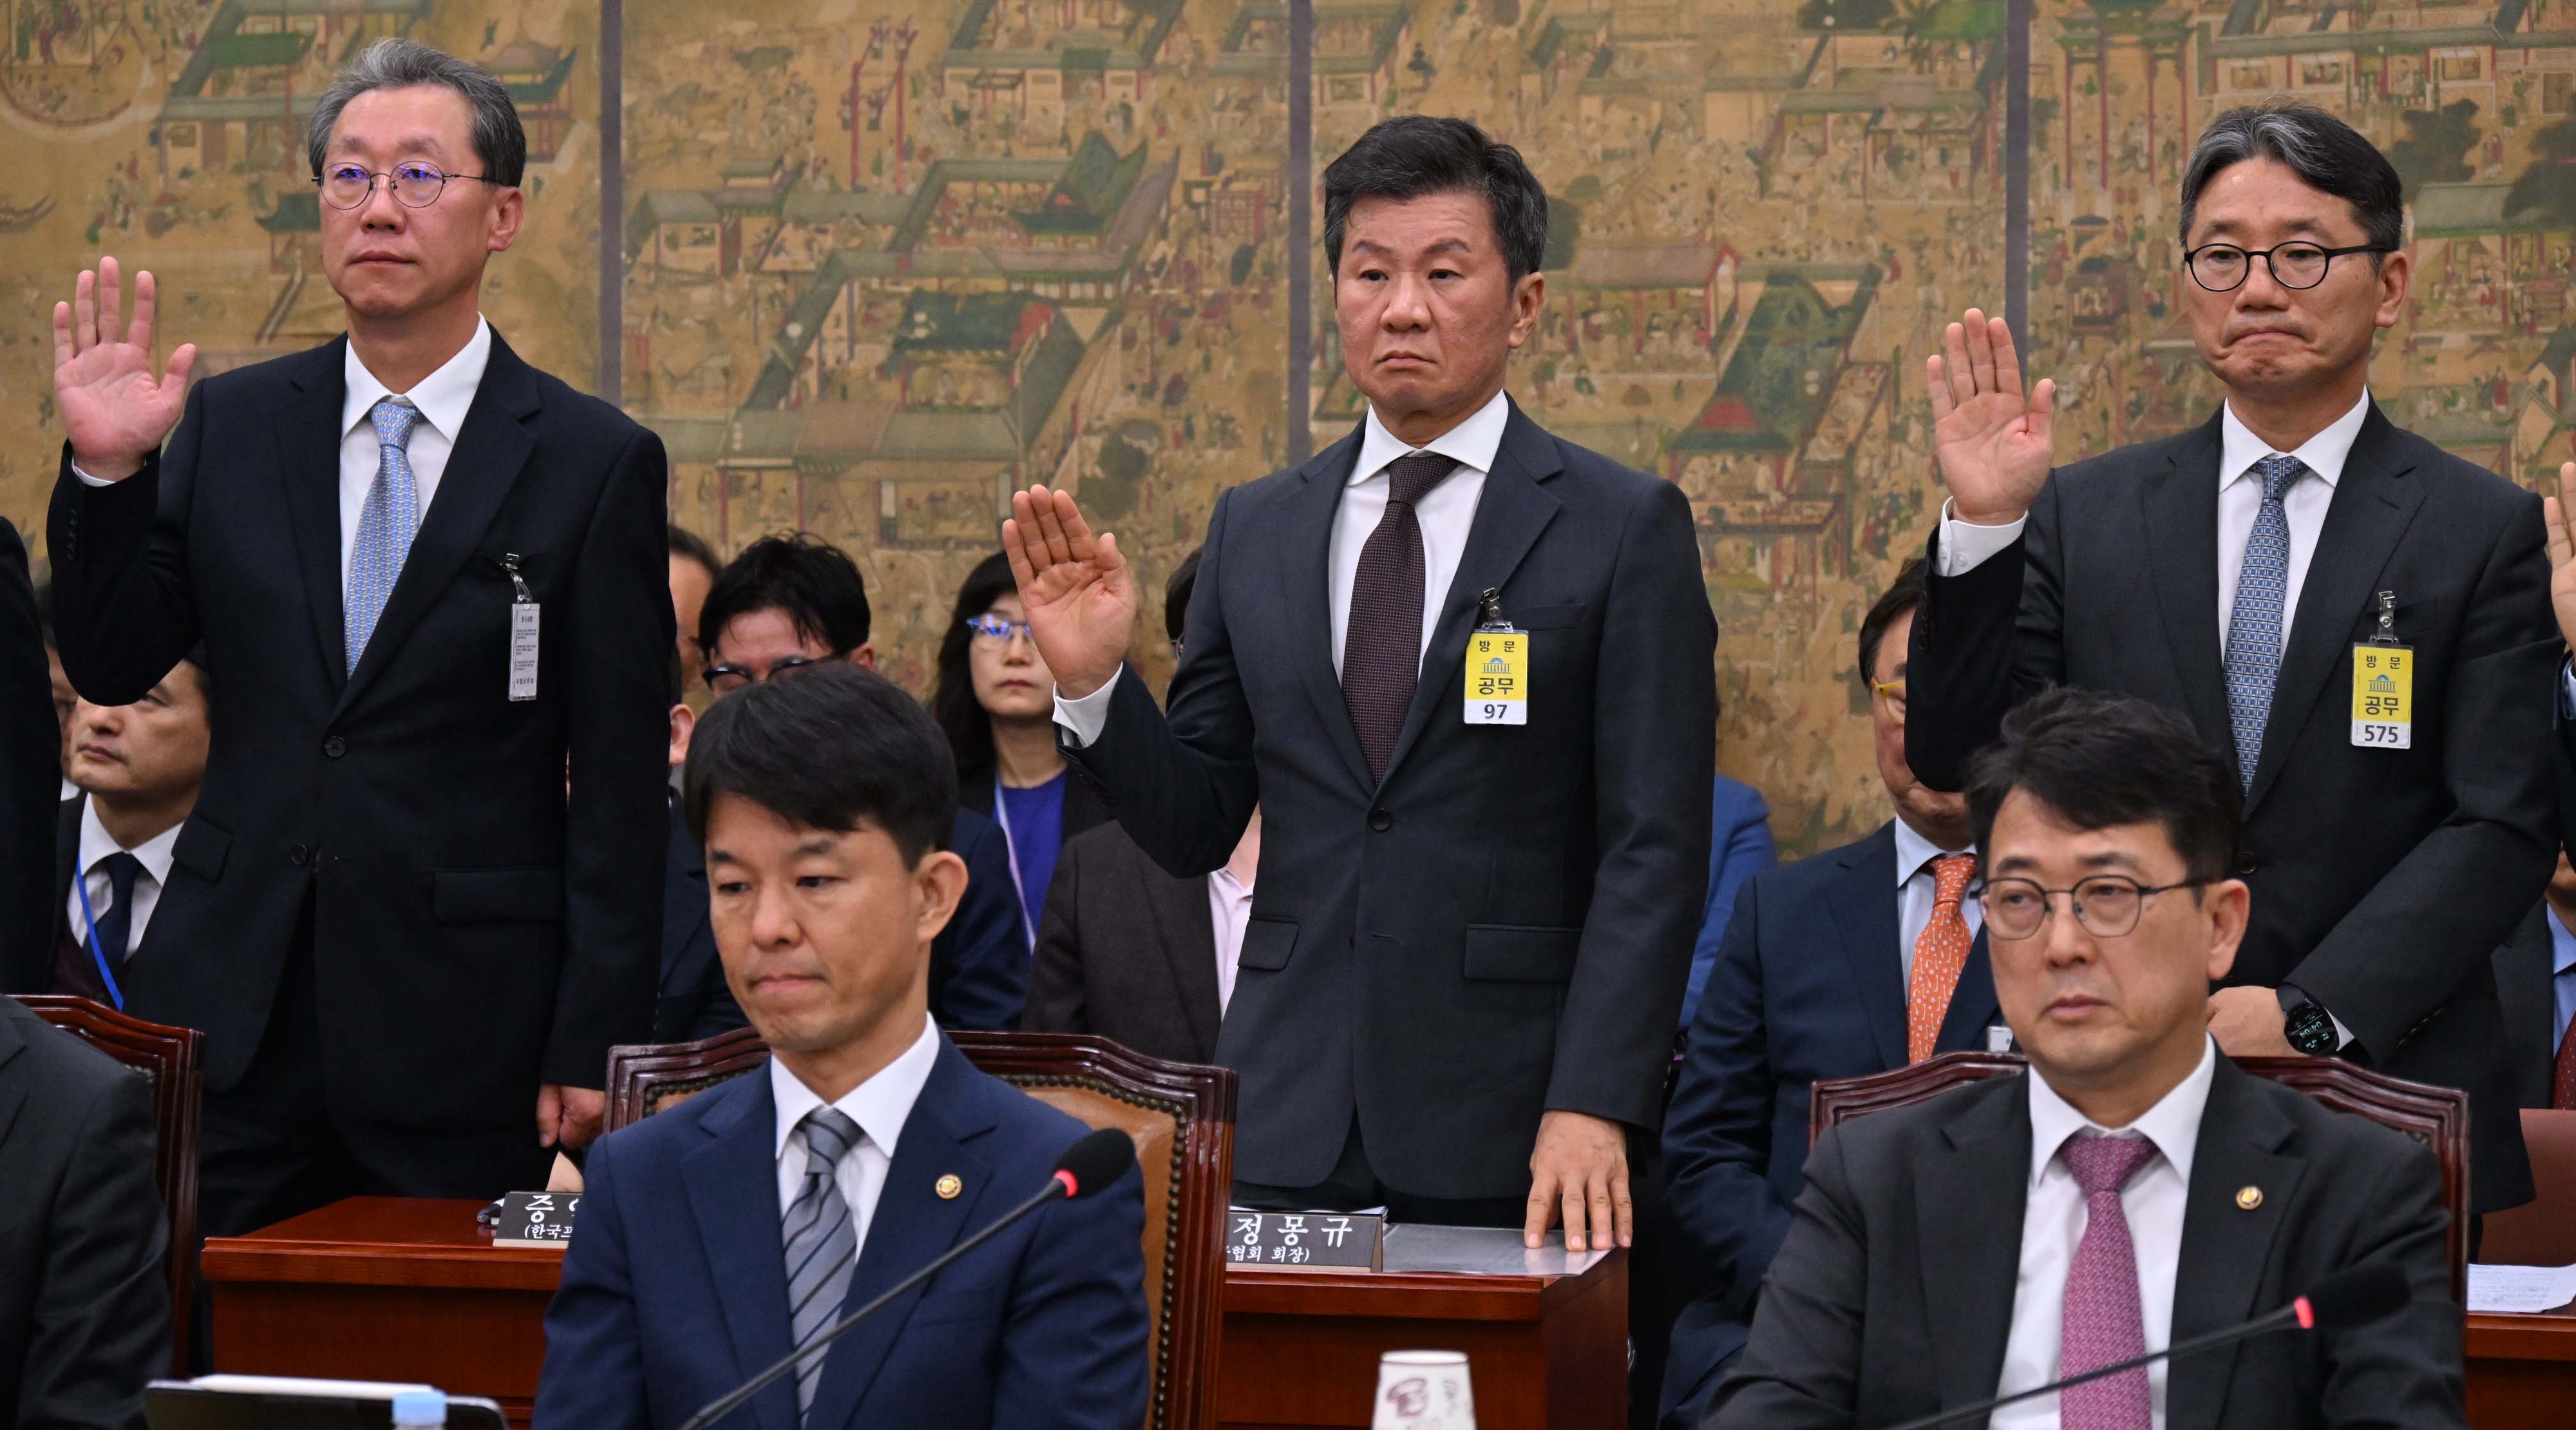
1971,875,2211,940
2183,242,2394,293
704,653,846,694
314,161,509,209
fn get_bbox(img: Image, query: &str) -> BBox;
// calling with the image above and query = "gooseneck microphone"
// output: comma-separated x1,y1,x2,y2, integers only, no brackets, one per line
1875,1264,2410,1430
677,1127,1135,1430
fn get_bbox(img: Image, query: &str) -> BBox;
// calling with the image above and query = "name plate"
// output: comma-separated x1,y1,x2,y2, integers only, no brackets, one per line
1226,1209,1384,1270
491,1191,580,1248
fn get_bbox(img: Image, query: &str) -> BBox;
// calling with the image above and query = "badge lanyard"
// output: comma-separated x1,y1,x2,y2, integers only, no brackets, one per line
2350,589,2412,750
993,774,1038,949
73,872,126,1011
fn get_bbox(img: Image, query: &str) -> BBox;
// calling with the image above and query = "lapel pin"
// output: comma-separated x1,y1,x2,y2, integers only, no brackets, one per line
935,1174,963,1201
2235,1185,2264,1210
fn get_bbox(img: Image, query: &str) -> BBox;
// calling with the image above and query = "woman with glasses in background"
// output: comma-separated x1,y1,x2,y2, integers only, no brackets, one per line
931,552,1111,944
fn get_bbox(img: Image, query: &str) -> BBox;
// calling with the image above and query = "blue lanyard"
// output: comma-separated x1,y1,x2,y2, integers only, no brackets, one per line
73,870,127,1011
993,776,1037,950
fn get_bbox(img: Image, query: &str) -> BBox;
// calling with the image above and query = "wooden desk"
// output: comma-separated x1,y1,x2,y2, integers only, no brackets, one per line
2466,1310,2576,1430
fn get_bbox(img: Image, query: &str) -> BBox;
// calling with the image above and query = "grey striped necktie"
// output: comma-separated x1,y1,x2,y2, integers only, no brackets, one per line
782,1106,863,1420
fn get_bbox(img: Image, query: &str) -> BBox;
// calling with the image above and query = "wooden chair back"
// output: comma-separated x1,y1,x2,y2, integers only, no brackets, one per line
605,1027,1236,1430
2478,1109,2576,1268
14,994,205,1372
1809,1052,2472,1301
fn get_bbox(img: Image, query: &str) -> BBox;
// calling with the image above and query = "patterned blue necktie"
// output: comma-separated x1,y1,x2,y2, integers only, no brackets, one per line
782,1106,862,1420
2222,454,2309,791
345,396,422,674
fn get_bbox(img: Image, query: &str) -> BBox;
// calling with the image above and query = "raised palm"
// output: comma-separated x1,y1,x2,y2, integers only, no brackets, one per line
1926,309,2055,526
54,256,196,480
2545,463,2576,654
1002,484,1138,699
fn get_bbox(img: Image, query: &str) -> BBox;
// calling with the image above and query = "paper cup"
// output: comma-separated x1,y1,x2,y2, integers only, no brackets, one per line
1372,1349,1476,1429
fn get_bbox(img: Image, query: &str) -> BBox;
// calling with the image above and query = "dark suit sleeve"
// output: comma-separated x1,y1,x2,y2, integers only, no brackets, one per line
1,519,57,986
533,1133,650,1430
1663,877,1794,1314
2292,499,2557,1062
548,426,674,1089
685,964,749,1044
2314,1137,2466,1430
45,387,205,707
988,1163,1151,1430
23,1064,170,1430
1021,834,1090,1035
931,815,1029,1031
1705,1124,1870,1429
1904,478,2067,793
1061,488,1260,879
1546,477,1716,1125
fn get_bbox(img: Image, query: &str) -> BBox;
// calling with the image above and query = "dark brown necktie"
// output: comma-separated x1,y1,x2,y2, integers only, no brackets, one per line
2553,1009,2576,1111
1342,451,1459,783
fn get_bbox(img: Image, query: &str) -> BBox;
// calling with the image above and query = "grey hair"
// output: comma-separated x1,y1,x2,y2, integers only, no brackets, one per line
307,38,527,187
2178,102,2404,256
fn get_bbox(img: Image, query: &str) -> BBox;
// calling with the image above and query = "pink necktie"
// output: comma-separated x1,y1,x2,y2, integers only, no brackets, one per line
2058,1134,2161,1430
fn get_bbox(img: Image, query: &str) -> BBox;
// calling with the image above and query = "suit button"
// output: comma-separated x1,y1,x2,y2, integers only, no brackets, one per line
1368,808,1394,832
2236,851,2259,875
323,736,346,758
289,844,310,867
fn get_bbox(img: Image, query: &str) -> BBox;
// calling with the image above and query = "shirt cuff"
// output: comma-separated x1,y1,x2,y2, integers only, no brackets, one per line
70,458,114,488
1052,669,1121,749
1935,498,2026,577
2559,656,2575,720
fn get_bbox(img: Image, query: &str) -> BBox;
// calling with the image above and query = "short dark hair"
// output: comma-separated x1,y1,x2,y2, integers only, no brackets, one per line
930,551,1022,783
180,640,211,713
698,533,871,660
683,662,958,866
668,524,720,582
2179,102,2405,256
1857,558,1927,692
1323,116,1550,283
1165,547,1203,645
308,37,527,187
1965,687,2241,886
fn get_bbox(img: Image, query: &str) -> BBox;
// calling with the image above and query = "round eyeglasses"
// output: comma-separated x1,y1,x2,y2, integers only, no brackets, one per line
961,615,1037,646
314,162,507,209
1972,875,2211,940
2183,242,2393,293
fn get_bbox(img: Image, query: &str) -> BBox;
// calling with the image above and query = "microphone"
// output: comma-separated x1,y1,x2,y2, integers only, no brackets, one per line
1876,1264,2409,1430
678,1127,1134,1430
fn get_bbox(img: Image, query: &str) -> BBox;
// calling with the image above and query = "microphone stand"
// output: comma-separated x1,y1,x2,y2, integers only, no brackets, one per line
677,1179,1070,1430
1877,1302,2304,1430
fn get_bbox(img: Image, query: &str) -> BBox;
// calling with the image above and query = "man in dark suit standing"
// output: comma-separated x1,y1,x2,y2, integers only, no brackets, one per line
1908,102,2548,1213
44,38,669,1229
1714,688,2463,1429
1007,116,1716,1248
1658,559,2007,1427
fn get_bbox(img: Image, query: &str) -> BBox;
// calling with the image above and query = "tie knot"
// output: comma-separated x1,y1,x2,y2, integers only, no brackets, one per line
371,396,421,450
2061,1132,2160,1197
1385,451,1458,506
799,1107,862,1168
2251,453,2307,503
97,850,145,898
1929,853,1975,906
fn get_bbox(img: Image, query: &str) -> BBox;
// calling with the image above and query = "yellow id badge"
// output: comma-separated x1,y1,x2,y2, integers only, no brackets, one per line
1465,631,1528,725
2351,644,2412,749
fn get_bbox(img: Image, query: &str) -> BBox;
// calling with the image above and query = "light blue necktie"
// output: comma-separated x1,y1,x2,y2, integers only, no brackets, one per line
345,396,422,674
782,1106,862,1420
2222,454,2308,791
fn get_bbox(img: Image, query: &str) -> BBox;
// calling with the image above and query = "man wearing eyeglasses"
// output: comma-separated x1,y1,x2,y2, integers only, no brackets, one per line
1907,100,2548,1217
43,38,669,1238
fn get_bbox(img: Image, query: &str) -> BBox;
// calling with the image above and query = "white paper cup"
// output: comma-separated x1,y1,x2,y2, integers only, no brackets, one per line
1372,1348,1476,1429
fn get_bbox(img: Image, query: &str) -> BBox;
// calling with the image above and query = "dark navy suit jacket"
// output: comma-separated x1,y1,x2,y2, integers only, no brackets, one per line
1658,821,2003,1425
534,1034,1149,1430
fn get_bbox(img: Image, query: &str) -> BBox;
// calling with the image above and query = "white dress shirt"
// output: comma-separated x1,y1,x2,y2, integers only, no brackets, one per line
64,797,182,958
1056,388,1510,746
1991,1036,2217,1430
1209,864,1255,1016
770,1015,942,1248
1892,817,1982,987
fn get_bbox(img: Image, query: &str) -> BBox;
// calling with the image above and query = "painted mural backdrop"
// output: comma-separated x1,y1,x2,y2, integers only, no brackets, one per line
6,0,2575,853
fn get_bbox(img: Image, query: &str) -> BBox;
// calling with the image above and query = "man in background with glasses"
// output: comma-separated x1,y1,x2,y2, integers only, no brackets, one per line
1713,687,2463,1428
43,37,670,1243
1904,100,2548,1217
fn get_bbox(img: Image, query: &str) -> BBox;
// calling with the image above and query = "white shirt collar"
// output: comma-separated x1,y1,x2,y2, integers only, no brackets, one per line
2217,387,2370,493
76,796,181,890
2026,1034,2218,1191
770,1013,942,1165
342,316,493,444
1891,816,1973,889
1349,387,1513,489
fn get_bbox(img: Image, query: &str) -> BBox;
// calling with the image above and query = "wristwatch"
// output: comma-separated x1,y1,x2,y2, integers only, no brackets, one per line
2276,985,2340,1056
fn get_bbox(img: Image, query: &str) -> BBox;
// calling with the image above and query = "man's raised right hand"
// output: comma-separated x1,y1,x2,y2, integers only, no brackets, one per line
1927,307,2054,528
54,256,196,483
1002,484,1138,700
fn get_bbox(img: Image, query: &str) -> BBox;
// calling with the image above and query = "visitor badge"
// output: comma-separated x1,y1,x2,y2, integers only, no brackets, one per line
2351,644,2410,749
504,552,539,703
1464,587,1527,727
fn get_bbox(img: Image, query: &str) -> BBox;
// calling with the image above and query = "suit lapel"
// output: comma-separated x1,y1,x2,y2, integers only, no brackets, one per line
54,797,79,939
1282,426,1376,796
1379,403,1562,786
0,1012,26,1156
1141,854,1224,1058
277,341,352,695
1931,928,2003,1054
2138,415,2232,758
334,332,542,718
679,1071,800,1430
806,1038,999,1430
2246,406,2422,814
2165,1059,2303,1430
1826,825,1908,1071
1916,1078,2029,1412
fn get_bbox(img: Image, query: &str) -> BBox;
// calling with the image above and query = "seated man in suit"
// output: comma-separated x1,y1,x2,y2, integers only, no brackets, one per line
536,662,1148,1430
48,647,211,1008
0,994,171,1428
1024,548,1256,1064
1712,686,2460,1429
1659,559,2005,1427
692,533,1028,1031
2495,844,2576,1111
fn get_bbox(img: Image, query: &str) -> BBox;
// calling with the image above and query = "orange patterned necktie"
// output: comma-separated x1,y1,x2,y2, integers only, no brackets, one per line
1908,853,1977,1064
